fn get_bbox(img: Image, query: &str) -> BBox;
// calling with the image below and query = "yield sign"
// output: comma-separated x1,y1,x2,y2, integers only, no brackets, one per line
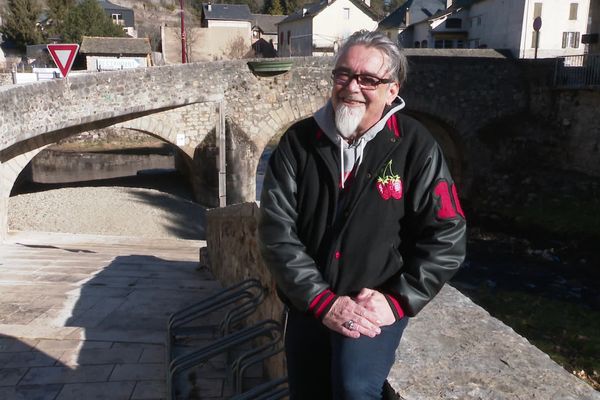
47,44,79,78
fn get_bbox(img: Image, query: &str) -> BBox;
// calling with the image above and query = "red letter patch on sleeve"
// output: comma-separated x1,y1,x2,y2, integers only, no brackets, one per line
434,180,457,219
451,184,465,218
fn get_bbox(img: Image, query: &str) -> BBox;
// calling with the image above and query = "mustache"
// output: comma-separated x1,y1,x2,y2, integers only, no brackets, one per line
340,96,365,103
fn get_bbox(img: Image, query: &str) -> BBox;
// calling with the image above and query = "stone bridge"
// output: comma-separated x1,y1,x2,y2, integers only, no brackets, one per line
0,51,536,238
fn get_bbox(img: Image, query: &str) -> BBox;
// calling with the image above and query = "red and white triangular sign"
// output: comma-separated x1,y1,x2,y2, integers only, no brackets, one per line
47,44,79,78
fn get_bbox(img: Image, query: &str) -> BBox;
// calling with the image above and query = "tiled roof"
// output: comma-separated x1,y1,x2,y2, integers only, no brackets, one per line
80,36,151,55
251,14,286,34
379,0,446,30
280,0,378,25
428,0,481,19
201,3,252,21
97,0,132,11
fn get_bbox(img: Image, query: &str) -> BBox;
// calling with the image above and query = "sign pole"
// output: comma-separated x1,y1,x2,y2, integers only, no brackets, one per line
533,16,542,59
180,0,187,63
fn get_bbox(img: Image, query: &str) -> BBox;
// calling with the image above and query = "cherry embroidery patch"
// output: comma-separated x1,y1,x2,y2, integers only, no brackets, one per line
376,160,403,200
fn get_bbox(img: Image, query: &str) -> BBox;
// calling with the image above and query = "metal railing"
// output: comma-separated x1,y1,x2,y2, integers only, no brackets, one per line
554,53,600,88
166,278,288,399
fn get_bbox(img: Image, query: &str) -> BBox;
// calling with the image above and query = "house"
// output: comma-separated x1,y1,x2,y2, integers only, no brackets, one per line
378,0,445,45
277,0,379,57
80,36,151,70
585,1,599,53
98,0,136,37
403,0,591,58
251,13,286,55
161,3,254,63
200,3,253,29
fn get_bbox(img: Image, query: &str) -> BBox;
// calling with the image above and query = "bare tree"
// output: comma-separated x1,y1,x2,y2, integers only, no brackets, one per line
227,35,250,59
173,9,200,62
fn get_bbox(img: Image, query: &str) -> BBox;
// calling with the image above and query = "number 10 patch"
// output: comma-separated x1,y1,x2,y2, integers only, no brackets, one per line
433,180,465,220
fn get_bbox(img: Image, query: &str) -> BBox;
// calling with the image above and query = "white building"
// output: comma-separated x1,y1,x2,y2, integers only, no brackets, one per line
406,0,591,58
277,0,379,57
200,3,253,30
378,0,446,46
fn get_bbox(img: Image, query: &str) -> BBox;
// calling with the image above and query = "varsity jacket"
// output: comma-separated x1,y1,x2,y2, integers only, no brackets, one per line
258,102,467,320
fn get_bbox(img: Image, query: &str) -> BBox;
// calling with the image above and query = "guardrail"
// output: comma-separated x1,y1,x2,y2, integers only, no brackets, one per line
554,53,600,88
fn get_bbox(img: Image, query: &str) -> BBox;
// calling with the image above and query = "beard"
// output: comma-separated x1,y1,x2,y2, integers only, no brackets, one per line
335,103,365,139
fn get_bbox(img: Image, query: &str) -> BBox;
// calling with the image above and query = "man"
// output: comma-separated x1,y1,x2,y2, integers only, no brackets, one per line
258,30,466,399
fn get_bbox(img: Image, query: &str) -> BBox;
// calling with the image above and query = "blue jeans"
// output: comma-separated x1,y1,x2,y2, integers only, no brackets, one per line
284,308,408,400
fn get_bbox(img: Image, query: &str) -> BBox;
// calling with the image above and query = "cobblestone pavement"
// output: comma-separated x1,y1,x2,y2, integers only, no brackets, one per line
0,231,220,400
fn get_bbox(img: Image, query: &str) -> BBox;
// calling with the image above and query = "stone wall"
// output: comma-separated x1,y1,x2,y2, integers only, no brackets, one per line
206,202,600,399
523,59,600,177
553,89,600,176
162,26,252,63
205,202,285,379
0,73,12,86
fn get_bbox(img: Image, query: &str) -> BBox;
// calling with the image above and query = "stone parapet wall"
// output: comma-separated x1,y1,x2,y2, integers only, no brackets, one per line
0,73,12,86
205,202,285,379
206,202,600,399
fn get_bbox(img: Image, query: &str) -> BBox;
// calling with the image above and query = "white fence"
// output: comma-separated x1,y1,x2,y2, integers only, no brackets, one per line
12,68,91,84
554,53,600,88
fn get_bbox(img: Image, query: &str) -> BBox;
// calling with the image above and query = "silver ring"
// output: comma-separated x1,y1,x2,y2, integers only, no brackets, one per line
343,320,356,331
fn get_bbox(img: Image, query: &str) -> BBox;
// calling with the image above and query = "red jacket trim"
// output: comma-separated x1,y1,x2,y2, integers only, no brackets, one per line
386,114,400,137
308,289,337,319
384,294,405,320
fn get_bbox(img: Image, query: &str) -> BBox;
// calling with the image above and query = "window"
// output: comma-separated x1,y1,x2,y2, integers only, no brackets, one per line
414,41,420,48
533,3,542,18
562,31,580,48
112,13,124,26
445,18,461,29
421,40,428,48
569,3,578,20
456,40,464,48
434,39,454,48
531,31,540,48
469,39,480,48
343,7,350,19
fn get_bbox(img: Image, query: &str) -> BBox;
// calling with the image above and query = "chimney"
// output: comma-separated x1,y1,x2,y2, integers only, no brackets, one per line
207,2,212,12
364,0,370,6
446,0,452,8
302,7,307,16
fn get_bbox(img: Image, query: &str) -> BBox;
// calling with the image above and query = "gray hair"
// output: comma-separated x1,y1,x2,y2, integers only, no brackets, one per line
335,30,408,87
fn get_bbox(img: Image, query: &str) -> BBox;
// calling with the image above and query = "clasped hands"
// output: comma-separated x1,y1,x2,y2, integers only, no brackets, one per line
322,288,396,338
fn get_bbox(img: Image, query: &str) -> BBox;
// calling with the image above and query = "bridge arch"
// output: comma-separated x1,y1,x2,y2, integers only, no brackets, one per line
404,111,467,191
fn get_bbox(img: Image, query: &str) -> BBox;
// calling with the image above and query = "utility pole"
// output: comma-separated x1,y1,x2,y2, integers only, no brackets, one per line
180,0,187,63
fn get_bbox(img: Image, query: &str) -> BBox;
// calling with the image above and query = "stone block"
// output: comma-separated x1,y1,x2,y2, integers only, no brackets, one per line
0,384,62,400
387,285,600,400
55,381,136,400
131,380,165,399
0,367,28,386
20,365,114,385
109,363,164,381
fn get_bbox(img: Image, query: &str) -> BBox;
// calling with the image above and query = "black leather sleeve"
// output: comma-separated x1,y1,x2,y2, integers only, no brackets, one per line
384,142,467,317
258,132,331,312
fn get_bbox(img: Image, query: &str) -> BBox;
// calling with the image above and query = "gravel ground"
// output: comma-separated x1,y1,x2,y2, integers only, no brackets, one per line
8,186,207,240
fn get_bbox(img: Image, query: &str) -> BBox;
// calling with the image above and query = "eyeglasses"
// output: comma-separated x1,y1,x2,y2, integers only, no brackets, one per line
331,69,395,90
